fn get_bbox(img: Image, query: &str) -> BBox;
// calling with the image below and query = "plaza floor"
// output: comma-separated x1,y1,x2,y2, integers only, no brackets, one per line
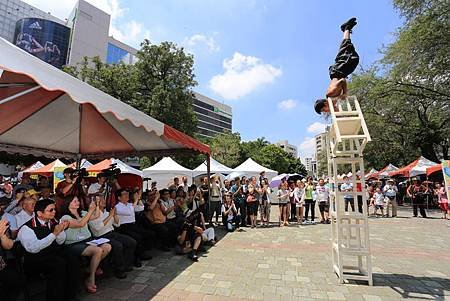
83,206,450,301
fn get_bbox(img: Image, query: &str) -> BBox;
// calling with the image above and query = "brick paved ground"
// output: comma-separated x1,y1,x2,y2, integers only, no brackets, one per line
78,206,450,301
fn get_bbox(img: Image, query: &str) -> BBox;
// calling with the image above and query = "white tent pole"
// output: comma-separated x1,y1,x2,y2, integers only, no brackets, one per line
0,85,40,105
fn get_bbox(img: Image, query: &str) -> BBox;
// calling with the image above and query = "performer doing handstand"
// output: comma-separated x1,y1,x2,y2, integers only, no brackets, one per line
314,18,359,114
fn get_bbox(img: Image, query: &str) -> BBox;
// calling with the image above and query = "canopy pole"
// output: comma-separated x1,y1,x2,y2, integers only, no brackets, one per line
76,154,82,169
206,153,211,222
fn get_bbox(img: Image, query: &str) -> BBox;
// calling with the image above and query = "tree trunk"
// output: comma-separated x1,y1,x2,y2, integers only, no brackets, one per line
420,143,439,162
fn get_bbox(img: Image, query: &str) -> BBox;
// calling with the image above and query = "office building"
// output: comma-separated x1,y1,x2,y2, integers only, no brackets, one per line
193,92,232,139
315,132,327,157
0,0,137,67
275,140,298,157
0,0,232,139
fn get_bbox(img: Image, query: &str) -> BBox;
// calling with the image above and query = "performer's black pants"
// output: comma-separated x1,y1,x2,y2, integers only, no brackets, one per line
329,38,359,79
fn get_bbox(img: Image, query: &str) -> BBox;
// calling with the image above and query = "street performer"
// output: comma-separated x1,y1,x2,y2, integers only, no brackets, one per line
314,17,359,114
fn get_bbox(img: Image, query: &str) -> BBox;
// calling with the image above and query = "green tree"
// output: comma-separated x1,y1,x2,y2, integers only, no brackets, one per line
64,40,198,136
210,132,242,168
135,40,198,135
240,137,269,161
349,0,449,168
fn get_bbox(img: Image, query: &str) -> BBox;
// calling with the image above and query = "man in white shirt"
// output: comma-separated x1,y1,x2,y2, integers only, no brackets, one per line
316,178,330,223
89,195,136,278
115,188,154,266
15,196,36,228
340,176,355,212
383,179,399,217
17,198,80,300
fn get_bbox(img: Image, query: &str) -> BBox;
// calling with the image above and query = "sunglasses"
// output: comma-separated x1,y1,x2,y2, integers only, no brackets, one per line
45,208,56,212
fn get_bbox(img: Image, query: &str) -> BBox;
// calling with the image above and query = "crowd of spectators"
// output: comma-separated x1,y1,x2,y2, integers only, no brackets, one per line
0,167,448,300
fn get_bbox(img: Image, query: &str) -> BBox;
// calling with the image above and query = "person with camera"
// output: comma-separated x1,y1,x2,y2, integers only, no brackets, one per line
89,195,136,279
230,177,247,227
17,198,81,300
60,196,111,294
178,209,204,261
208,176,222,226
55,167,87,216
114,188,154,267
222,192,241,232
4,187,27,215
383,179,398,218
142,189,173,252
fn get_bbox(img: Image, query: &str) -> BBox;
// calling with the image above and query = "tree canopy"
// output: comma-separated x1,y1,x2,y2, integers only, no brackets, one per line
348,0,449,169
64,40,198,136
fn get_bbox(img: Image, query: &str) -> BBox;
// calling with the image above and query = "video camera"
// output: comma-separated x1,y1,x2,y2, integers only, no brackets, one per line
71,168,89,179
100,163,121,181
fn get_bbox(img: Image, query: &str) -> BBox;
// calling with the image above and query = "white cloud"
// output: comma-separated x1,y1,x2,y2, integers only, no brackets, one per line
298,137,316,159
209,52,282,100
307,122,326,134
278,99,297,110
184,34,220,53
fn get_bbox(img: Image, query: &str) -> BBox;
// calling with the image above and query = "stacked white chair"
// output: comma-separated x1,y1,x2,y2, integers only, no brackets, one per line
326,96,373,285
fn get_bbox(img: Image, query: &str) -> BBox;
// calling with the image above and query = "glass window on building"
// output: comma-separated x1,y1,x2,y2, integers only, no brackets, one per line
107,43,135,64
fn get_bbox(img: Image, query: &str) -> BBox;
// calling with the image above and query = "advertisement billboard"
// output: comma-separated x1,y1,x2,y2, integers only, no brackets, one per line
14,18,70,69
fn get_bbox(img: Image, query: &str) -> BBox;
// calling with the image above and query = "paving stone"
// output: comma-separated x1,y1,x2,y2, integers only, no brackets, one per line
185,283,202,293
327,291,346,300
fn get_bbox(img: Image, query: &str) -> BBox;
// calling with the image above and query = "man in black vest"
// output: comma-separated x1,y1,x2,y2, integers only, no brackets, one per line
17,198,81,300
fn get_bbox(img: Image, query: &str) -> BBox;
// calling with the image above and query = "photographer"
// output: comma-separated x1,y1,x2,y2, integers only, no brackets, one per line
114,188,154,267
222,192,241,232
178,209,204,261
55,167,87,216
90,166,122,209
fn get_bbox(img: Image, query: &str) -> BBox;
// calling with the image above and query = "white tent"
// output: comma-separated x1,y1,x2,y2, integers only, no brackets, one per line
142,157,193,189
193,157,233,177
114,159,142,177
233,158,278,179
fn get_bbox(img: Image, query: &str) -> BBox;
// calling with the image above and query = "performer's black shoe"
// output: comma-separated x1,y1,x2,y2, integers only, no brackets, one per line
341,17,357,32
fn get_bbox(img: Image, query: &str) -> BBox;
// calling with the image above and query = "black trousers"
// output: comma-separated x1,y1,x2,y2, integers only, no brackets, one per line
0,264,24,300
357,195,363,214
117,223,155,258
329,38,359,79
290,203,296,220
99,231,137,271
208,201,222,223
236,200,247,226
24,249,81,301
345,197,355,212
304,199,316,221
413,197,427,217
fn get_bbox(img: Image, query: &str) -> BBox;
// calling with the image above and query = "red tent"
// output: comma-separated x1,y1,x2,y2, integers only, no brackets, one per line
26,159,67,177
0,37,209,159
426,164,442,176
389,156,438,178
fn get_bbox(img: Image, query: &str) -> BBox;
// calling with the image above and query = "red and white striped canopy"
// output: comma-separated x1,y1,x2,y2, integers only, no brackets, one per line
0,37,209,160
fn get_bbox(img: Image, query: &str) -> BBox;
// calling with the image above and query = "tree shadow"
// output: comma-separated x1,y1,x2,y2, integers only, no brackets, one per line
370,273,450,300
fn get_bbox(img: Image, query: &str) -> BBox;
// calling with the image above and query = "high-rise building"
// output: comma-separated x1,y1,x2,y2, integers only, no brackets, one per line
275,140,298,157
193,92,232,139
315,132,327,157
0,0,232,138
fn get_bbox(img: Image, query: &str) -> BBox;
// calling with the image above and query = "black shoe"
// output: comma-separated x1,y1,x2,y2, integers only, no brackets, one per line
114,270,127,279
340,17,357,32
188,251,199,262
134,259,142,268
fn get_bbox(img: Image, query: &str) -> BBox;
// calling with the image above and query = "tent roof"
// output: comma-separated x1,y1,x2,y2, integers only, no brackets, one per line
367,164,398,180
68,159,92,169
143,157,192,173
426,164,442,176
87,158,142,177
22,161,44,173
0,37,209,159
389,157,438,177
29,159,67,175
193,157,233,175
234,158,277,174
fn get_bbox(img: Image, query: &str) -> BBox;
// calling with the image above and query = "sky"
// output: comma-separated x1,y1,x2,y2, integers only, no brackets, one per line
24,0,403,160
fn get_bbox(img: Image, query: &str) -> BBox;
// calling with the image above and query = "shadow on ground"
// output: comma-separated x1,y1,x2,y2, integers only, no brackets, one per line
372,273,450,300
